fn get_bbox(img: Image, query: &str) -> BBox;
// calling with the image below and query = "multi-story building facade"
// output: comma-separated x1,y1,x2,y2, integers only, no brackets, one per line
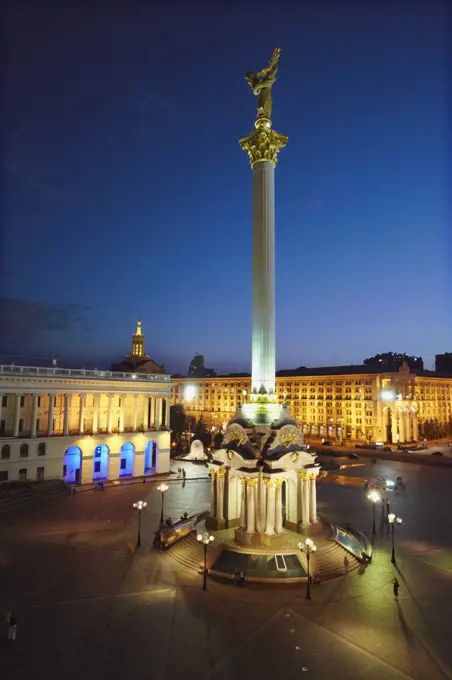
171,363,452,445
0,364,171,484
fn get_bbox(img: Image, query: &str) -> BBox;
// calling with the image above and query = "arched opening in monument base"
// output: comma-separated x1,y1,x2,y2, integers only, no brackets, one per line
93,444,109,481
144,440,158,473
63,446,82,485
120,442,134,478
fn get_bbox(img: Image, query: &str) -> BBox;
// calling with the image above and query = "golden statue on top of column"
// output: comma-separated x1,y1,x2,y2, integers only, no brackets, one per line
245,47,281,120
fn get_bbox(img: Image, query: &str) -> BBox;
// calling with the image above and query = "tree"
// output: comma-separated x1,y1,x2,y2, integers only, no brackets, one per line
170,404,186,437
188,353,206,378
363,352,423,370
194,418,212,447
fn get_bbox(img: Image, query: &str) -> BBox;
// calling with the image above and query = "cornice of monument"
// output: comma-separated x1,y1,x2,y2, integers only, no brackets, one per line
239,118,288,168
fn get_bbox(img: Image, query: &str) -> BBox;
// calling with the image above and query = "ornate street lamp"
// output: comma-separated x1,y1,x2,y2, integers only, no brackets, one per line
197,531,214,591
388,513,402,563
132,500,147,548
157,483,169,525
367,490,380,535
298,538,317,600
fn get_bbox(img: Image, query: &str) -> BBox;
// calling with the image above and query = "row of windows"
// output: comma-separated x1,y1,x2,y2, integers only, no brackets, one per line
1,395,126,408
1,442,46,460
0,467,45,482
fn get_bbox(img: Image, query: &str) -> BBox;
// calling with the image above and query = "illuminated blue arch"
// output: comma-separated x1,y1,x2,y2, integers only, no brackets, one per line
144,440,158,473
93,444,109,481
63,446,82,485
120,442,134,478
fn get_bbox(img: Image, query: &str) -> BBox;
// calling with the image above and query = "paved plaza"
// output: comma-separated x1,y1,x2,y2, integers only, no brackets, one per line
1,459,452,680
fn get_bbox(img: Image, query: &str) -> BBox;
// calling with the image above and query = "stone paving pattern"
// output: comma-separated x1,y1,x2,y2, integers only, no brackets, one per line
1,459,451,680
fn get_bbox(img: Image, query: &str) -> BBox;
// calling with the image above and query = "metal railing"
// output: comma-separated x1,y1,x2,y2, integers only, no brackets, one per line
0,364,170,382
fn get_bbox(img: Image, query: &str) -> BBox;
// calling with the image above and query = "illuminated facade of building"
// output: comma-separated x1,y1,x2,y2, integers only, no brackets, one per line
0,361,171,484
172,362,452,445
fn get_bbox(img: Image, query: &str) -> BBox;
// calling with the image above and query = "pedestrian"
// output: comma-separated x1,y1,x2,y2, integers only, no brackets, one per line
183,469,186,480
7,611,17,641
343,555,349,574
392,577,400,598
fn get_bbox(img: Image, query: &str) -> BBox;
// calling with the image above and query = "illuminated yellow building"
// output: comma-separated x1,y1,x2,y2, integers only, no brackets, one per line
172,362,452,444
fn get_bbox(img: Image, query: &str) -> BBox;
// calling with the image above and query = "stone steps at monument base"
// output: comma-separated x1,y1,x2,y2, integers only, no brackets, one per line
164,533,205,574
314,542,360,580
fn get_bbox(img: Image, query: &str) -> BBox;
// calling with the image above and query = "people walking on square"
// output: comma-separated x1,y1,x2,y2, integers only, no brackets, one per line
7,611,17,640
392,577,400,598
182,469,186,480
343,555,349,574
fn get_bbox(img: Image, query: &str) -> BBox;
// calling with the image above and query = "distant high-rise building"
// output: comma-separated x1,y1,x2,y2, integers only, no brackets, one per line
435,353,452,374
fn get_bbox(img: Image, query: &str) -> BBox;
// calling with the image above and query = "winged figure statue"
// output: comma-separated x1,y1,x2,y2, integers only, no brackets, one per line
244,47,281,119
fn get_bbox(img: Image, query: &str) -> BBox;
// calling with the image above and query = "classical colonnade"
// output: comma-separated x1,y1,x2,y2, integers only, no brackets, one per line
210,470,318,534
0,393,170,438
382,407,418,444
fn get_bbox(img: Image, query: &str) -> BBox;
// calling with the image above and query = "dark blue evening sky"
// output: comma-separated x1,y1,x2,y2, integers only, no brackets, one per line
2,3,451,374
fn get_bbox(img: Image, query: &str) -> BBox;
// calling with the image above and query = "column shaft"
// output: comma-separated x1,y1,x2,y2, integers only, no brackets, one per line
309,476,317,523
258,477,267,533
246,481,256,533
132,396,138,431
217,473,225,522
251,161,276,396
48,395,56,436
119,395,125,433
390,410,397,444
210,472,217,519
150,397,156,427
302,478,310,526
93,396,99,434
78,394,86,434
265,482,276,534
63,394,69,435
107,395,113,433
399,411,405,443
412,412,418,441
31,395,39,437
143,396,150,431
240,479,247,528
405,411,412,441
275,480,283,533
14,395,21,437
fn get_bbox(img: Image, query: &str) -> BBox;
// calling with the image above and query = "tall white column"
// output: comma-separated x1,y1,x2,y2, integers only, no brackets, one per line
78,394,86,434
240,478,246,528
119,395,125,433
390,410,397,444
216,471,225,523
165,398,171,427
31,394,39,437
210,472,217,520
246,479,256,533
156,398,162,429
150,397,156,427
251,161,276,397
265,480,276,535
93,395,99,434
48,395,55,436
412,411,418,441
132,396,138,432
258,477,267,533
309,476,318,523
143,396,149,430
13,395,21,437
0,395,3,425
406,411,412,441
275,479,283,533
107,395,113,433
302,478,310,527
399,410,405,443
62,394,69,435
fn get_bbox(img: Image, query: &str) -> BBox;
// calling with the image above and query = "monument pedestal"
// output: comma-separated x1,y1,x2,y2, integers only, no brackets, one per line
234,527,288,550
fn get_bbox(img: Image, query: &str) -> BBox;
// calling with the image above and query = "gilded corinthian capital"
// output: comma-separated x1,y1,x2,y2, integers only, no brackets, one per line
240,119,288,168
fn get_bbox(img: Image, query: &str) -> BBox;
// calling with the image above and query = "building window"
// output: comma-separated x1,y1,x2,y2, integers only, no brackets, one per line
120,459,126,470
20,396,25,407
19,419,23,432
37,396,41,407
94,461,101,473
1,396,7,407
0,471,8,482
37,467,45,481
1,444,10,460
19,468,27,480
20,443,29,457
0,420,5,435
38,442,46,456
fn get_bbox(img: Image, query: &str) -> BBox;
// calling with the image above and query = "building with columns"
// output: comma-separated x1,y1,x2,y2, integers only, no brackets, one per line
0,363,171,484
172,363,452,445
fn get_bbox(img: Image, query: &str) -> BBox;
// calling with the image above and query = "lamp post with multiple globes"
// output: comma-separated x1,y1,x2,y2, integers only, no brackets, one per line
157,483,169,525
367,490,380,534
197,531,214,591
132,500,147,548
298,538,317,600
388,513,402,563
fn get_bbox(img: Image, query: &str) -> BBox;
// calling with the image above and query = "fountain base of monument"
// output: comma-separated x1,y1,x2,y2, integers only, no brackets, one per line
234,527,288,549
